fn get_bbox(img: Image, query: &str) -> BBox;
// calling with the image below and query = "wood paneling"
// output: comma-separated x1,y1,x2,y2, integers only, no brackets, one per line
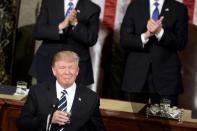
0,99,23,131
0,98,197,131
179,24,197,110
101,109,197,131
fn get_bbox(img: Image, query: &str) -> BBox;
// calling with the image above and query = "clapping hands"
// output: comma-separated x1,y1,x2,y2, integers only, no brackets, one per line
144,16,164,39
58,9,78,30
147,16,164,34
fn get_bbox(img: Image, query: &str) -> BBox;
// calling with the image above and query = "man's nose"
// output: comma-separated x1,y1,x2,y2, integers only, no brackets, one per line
64,68,70,74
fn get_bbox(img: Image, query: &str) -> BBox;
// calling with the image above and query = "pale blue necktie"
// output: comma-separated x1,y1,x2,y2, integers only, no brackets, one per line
58,90,67,131
58,90,67,111
152,1,159,21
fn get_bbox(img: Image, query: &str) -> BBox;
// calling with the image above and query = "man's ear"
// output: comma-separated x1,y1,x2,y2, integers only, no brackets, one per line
52,67,56,76
76,67,79,76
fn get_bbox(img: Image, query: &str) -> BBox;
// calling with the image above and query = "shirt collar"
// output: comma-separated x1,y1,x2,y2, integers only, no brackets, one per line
64,0,79,10
150,0,164,7
56,81,76,98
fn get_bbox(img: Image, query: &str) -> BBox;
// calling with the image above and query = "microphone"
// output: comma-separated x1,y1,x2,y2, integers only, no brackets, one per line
47,98,59,131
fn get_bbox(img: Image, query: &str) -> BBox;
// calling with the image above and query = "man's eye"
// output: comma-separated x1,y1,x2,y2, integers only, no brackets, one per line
59,67,65,69
69,66,75,70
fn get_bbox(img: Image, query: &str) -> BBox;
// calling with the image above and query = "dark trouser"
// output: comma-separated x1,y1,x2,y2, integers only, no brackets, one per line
124,65,178,106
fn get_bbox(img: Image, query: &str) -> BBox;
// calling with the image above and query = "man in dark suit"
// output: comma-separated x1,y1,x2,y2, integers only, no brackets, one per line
17,51,105,131
120,0,188,106
29,0,100,86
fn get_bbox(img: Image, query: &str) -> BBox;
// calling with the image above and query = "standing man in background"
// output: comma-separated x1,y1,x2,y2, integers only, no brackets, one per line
29,0,100,86
120,0,188,106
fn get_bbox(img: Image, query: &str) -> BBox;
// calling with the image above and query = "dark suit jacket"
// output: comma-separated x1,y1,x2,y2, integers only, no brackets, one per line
17,82,105,131
120,0,188,95
29,0,101,85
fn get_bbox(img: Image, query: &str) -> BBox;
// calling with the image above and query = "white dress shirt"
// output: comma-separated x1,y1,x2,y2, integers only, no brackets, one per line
56,81,76,112
64,0,78,14
150,0,164,16
141,0,165,46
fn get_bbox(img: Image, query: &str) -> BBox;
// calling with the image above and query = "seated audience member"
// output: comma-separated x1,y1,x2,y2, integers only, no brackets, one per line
17,51,105,131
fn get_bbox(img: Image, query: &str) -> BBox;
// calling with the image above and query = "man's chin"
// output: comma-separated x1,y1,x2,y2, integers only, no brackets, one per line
63,78,71,81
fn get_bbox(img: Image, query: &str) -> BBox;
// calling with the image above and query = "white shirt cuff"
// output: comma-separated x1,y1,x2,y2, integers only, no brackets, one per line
141,33,149,48
59,29,63,34
155,28,164,41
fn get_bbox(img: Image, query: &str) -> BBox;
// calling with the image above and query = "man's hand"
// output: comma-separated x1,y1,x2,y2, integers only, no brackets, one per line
68,9,78,25
147,16,164,35
58,19,69,30
58,9,78,30
143,30,154,40
52,110,70,125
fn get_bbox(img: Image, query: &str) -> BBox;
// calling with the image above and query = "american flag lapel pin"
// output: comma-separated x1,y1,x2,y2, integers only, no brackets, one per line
78,97,82,101
165,8,169,12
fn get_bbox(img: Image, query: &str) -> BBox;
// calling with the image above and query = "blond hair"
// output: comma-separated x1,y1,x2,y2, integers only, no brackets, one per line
52,51,80,67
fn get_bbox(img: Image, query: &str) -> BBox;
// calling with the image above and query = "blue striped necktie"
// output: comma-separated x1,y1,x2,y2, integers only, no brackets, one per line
65,1,74,18
58,90,67,112
152,1,159,21
63,1,74,32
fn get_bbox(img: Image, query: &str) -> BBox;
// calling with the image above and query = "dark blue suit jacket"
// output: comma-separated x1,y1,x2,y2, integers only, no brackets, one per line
29,0,101,85
17,82,105,131
120,0,188,95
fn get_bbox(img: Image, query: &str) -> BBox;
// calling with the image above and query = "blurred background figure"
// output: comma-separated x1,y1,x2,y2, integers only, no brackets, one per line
28,0,101,87
120,0,188,106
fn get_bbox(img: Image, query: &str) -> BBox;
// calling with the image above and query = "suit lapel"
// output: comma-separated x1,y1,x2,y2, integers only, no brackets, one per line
160,0,172,27
46,83,57,107
70,85,83,118
53,0,65,21
143,0,150,20
75,0,85,21
75,0,84,12
139,0,150,31
160,0,171,17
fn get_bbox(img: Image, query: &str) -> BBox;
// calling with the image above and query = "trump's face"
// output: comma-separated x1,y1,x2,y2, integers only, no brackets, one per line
52,60,79,88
